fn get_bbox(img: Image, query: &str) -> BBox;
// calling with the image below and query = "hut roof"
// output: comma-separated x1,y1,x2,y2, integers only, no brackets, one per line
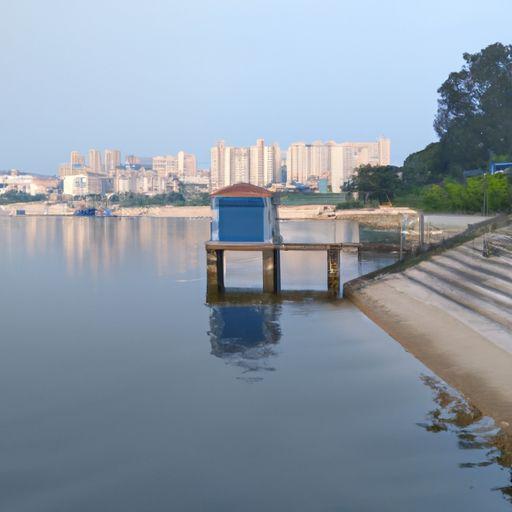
211,183,273,198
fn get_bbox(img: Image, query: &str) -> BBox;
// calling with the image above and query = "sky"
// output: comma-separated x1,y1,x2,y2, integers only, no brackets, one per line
1,0,512,174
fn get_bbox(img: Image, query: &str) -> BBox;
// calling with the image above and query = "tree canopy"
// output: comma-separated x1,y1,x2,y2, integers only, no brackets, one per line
362,42,512,214
434,43,512,175
344,165,402,202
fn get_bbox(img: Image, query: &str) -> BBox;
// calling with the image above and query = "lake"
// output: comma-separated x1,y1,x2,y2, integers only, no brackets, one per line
0,216,510,511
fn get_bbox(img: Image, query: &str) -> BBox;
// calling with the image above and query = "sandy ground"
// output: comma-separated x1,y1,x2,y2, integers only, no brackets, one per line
113,205,211,217
1,201,418,227
346,225,512,431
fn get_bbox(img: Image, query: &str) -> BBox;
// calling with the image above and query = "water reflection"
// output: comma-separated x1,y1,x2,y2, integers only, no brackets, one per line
206,294,282,381
0,217,207,279
206,291,339,381
419,375,512,503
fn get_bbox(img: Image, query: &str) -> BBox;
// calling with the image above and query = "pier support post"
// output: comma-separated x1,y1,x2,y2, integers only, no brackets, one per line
327,247,340,297
262,249,281,293
207,249,224,293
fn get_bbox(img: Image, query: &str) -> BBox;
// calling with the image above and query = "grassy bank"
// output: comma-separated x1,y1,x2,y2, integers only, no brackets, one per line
279,193,345,206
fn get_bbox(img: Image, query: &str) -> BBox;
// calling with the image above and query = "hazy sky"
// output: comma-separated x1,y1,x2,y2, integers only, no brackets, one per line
1,0,511,174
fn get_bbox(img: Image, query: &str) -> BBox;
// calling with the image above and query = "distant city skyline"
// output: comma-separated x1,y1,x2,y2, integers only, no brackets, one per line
2,1,512,174
210,137,390,191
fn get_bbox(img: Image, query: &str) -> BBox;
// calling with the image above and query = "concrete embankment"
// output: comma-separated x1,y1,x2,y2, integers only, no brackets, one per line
345,218,512,431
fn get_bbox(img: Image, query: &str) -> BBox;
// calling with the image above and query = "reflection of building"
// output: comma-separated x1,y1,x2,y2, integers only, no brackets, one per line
208,303,282,377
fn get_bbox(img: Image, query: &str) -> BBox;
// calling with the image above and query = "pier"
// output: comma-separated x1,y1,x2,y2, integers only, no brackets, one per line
206,241,361,296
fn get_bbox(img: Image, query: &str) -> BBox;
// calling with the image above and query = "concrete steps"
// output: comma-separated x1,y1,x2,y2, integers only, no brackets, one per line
375,227,512,353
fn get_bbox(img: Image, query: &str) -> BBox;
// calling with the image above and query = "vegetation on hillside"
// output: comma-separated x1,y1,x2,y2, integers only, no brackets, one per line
280,193,349,206
346,42,512,213
0,191,47,205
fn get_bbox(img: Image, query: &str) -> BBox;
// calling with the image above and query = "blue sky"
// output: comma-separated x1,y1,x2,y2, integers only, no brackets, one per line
1,0,511,174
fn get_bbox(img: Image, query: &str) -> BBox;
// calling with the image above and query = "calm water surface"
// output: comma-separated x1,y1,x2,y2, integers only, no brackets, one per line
0,217,511,511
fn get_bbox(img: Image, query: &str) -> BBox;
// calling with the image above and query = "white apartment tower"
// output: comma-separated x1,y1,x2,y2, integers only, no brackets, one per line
210,140,226,191
104,149,121,174
88,149,103,174
177,151,197,177
210,139,281,191
152,155,178,178
70,151,85,166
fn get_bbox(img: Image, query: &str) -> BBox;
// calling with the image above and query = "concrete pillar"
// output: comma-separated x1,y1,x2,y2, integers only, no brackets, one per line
327,247,340,296
206,249,224,293
262,249,281,293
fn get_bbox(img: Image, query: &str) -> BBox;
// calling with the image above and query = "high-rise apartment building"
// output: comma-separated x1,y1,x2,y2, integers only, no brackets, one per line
210,140,226,191
286,137,391,191
125,155,140,165
210,139,281,191
59,151,88,177
104,149,121,174
152,155,178,178
177,151,197,177
70,151,85,166
88,149,103,174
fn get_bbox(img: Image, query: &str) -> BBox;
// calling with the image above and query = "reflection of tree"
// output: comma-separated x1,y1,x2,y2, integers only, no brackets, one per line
207,304,282,382
419,375,512,502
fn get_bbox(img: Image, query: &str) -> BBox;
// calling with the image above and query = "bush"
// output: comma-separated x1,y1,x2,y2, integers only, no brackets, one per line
0,191,47,204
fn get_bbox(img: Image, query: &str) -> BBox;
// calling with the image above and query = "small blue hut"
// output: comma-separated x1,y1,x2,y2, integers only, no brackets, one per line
210,183,280,243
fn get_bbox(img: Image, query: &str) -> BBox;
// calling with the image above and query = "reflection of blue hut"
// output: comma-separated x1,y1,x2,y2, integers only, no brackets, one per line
210,183,280,243
209,305,281,357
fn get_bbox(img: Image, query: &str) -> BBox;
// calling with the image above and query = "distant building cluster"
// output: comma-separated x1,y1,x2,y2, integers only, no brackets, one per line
0,170,58,196
286,138,390,192
210,139,282,191
6,136,391,200
209,137,390,192
59,149,202,197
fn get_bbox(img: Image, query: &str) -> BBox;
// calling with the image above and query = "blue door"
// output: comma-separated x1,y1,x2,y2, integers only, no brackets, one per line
218,197,265,242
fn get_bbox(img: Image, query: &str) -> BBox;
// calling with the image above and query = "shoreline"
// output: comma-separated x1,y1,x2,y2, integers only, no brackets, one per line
1,202,418,228
345,223,512,433
346,284,512,433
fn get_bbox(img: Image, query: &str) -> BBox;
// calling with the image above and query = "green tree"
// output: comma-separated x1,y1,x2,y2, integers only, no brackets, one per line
487,174,511,211
344,165,402,202
422,184,450,211
463,177,484,212
444,180,466,211
0,191,47,204
402,142,444,187
434,43,512,175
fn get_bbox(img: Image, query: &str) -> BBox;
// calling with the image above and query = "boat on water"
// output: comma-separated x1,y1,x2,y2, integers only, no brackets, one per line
73,207,115,217
73,208,96,216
